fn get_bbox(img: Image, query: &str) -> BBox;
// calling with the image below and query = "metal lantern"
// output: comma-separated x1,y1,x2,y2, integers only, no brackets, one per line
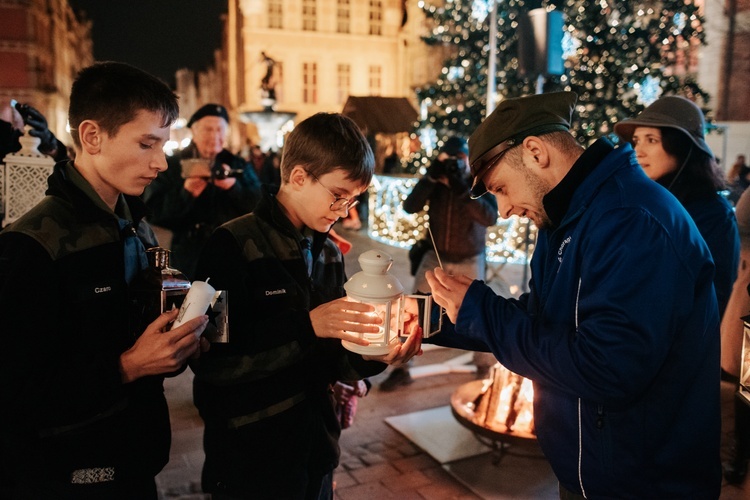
129,247,191,338
1,125,55,227
739,315,750,404
341,250,445,355
342,250,405,356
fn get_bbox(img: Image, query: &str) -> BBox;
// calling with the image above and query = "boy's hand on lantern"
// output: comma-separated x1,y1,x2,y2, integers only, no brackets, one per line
363,322,423,364
119,309,208,383
310,297,382,346
425,267,473,324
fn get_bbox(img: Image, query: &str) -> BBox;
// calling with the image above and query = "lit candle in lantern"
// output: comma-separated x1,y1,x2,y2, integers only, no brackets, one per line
341,250,404,356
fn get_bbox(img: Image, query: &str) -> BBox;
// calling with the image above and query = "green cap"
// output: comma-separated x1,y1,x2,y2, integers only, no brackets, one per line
468,91,577,197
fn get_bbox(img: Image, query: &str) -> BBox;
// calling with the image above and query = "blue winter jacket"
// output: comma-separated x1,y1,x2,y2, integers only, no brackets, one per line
434,141,721,498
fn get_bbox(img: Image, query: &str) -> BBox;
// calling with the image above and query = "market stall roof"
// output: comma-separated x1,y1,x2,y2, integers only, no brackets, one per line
342,96,418,135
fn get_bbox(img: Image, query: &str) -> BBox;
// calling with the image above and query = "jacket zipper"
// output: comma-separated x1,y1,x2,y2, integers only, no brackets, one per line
575,277,588,498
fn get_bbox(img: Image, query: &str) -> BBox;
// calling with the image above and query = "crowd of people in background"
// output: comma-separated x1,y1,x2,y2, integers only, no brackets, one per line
1,60,750,498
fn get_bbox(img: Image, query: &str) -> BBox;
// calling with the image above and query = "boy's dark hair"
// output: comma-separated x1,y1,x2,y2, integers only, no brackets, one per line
68,61,179,148
280,113,374,185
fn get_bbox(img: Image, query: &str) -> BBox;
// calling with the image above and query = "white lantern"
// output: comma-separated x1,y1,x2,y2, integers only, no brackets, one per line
341,250,444,356
1,125,55,227
342,250,405,356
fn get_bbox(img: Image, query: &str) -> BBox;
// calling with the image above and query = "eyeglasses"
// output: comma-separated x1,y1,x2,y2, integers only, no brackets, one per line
469,136,519,199
469,151,506,199
307,172,359,212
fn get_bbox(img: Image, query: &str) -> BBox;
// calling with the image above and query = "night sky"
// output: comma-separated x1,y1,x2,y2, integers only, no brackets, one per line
68,0,226,87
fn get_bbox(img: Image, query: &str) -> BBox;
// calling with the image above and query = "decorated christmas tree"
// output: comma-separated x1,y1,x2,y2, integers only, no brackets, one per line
410,0,707,171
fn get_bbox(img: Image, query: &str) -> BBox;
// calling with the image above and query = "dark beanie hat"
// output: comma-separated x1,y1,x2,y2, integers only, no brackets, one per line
441,136,469,156
468,91,577,197
614,96,712,158
187,103,229,128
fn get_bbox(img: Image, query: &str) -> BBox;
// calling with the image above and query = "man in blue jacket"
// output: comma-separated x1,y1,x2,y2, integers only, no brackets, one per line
426,91,721,498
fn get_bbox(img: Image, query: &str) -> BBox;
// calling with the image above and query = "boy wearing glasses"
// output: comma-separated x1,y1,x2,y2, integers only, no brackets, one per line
191,113,422,499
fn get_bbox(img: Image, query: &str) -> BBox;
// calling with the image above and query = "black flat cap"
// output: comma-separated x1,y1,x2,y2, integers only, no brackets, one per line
468,91,577,197
187,103,229,128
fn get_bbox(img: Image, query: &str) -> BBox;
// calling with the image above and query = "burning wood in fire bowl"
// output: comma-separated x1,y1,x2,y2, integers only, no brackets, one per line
451,364,537,442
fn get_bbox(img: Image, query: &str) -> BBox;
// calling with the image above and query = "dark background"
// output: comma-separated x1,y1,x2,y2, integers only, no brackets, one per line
68,0,226,87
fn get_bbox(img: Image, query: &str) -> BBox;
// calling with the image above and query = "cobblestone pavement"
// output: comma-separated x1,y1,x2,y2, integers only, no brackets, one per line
153,225,749,499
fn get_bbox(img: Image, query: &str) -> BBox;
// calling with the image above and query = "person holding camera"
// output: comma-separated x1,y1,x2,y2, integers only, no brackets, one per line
379,136,498,391
144,104,261,278
1,99,69,162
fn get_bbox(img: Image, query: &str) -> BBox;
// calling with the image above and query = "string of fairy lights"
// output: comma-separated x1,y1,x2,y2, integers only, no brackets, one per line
368,175,536,264
408,0,706,162
367,0,707,266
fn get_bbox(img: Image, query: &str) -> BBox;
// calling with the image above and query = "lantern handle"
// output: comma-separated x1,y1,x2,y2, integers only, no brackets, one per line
400,294,444,339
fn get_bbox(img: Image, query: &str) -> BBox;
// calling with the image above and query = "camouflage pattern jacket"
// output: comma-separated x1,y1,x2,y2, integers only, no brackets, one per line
190,189,387,498
0,161,169,495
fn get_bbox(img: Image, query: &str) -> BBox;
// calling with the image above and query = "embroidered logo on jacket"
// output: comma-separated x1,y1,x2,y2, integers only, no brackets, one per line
265,288,287,296
557,236,572,263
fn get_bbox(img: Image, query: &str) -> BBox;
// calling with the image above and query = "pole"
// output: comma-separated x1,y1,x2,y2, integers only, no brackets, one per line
486,0,498,115
719,0,737,120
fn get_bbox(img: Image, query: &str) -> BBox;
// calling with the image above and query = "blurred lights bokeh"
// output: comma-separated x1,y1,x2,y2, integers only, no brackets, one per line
368,175,536,265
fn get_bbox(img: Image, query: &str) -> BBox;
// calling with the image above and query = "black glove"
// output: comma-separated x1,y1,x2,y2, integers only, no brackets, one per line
14,102,59,156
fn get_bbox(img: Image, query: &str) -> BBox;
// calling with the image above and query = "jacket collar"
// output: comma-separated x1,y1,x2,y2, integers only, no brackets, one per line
543,137,616,229
46,160,150,227
255,186,329,252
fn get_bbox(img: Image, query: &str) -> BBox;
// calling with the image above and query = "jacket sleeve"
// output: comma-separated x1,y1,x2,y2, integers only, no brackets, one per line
218,154,262,216
403,176,437,214
459,191,498,227
0,234,126,431
450,207,716,406
688,197,739,317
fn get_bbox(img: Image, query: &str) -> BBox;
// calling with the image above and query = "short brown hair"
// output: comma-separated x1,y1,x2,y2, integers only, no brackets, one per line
280,113,374,186
69,62,179,148
503,130,582,168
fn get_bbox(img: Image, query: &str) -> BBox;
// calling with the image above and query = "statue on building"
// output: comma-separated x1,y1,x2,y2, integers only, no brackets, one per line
260,51,278,111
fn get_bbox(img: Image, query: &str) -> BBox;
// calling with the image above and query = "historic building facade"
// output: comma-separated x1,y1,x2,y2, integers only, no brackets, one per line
219,0,443,149
700,0,750,163
0,0,93,144
215,0,747,158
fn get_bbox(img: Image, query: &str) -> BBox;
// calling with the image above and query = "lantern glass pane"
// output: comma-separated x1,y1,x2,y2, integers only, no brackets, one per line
741,321,750,392
346,297,400,347
401,295,444,339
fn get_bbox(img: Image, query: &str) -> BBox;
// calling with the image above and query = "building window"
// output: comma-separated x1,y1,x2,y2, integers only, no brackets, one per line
337,64,351,104
369,0,382,36
337,0,350,34
302,0,317,31
303,62,318,104
268,0,283,29
369,65,381,95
